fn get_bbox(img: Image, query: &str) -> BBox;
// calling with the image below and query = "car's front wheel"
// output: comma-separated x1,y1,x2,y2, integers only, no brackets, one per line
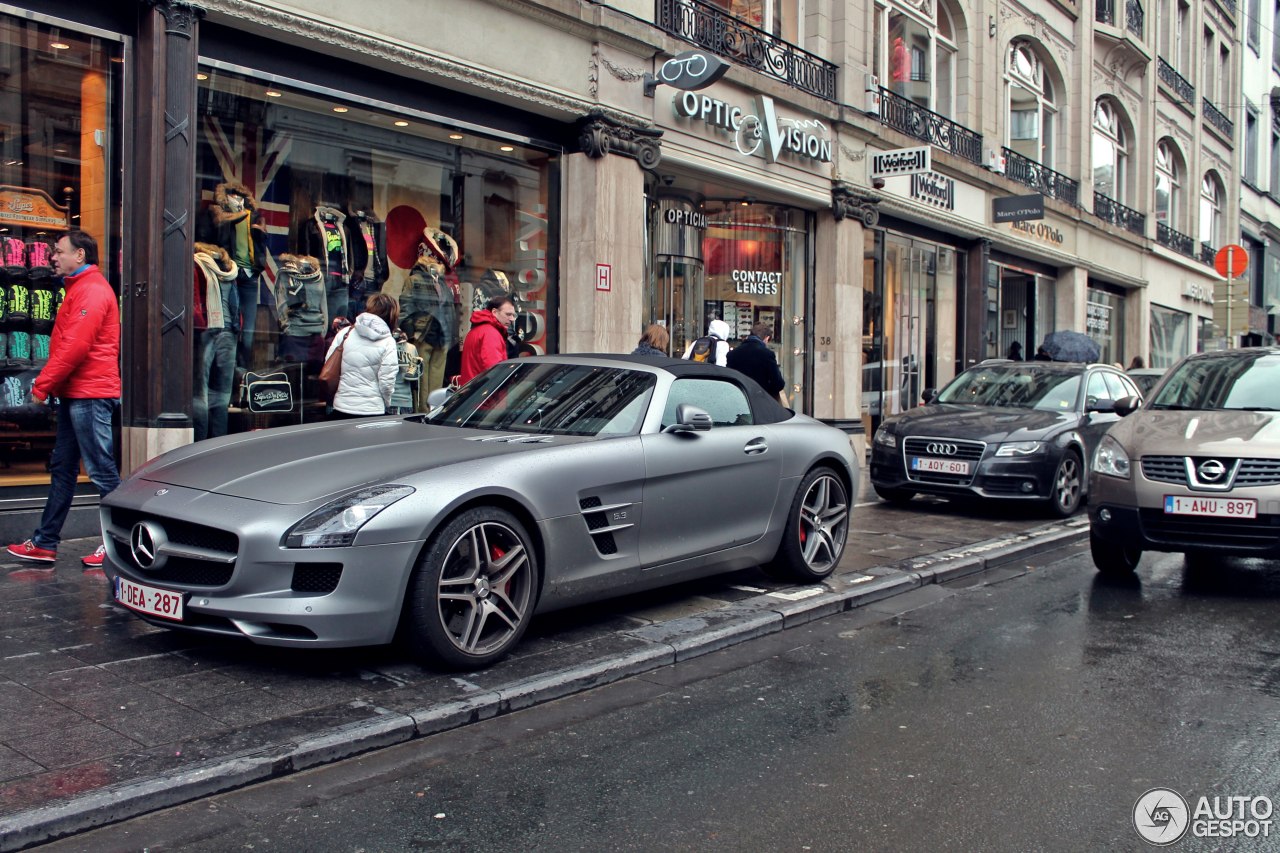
1090,527,1141,575
1048,450,1083,517
405,507,538,670
764,467,849,583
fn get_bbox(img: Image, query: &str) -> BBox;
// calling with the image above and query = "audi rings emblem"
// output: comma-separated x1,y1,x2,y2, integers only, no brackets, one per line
926,442,959,456
1197,459,1226,483
129,521,168,571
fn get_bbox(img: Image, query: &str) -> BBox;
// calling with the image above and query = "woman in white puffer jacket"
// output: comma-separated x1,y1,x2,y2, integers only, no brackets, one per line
327,292,399,418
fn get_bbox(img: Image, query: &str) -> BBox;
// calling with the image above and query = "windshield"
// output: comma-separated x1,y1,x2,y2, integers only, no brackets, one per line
935,364,1082,411
1149,352,1280,411
427,362,656,435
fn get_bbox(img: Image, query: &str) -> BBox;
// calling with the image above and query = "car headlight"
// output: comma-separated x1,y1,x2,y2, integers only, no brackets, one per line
995,440,1044,457
873,428,897,448
284,485,415,548
1092,435,1131,479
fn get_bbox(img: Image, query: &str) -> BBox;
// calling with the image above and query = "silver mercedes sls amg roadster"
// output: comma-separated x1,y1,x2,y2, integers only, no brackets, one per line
102,354,857,669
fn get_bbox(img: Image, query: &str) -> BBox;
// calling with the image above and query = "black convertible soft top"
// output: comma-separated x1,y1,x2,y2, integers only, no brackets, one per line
557,353,795,426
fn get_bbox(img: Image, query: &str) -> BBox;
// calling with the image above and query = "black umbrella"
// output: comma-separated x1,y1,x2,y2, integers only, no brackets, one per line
1040,330,1101,363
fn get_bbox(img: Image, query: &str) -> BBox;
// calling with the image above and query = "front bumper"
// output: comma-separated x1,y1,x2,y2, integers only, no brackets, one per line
101,482,424,648
1089,473,1280,557
870,443,1059,501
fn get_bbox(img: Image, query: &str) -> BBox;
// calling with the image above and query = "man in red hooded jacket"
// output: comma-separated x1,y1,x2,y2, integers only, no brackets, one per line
458,295,516,385
6,230,121,570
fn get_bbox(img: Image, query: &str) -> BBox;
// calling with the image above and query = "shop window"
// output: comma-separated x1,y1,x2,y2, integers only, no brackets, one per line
1086,288,1124,366
1245,105,1260,186
192,69,556,439
1149,303,1190,368
1154,138,1182,229
877,0,964,119
1091,98,1129,203
1006,42,1057,168
0,15,123,488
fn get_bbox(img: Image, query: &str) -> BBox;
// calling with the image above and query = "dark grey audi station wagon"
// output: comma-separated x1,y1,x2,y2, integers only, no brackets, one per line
869,360,1141,516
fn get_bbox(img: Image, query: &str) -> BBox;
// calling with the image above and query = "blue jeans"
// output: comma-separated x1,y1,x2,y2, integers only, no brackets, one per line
236,271,261,368
33,398,120,550
193,329,237,440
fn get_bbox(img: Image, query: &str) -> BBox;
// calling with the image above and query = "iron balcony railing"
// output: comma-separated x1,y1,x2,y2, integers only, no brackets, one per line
878,88,984,165
1096,0,1115,24
1126,0,1144,37
1157,57,1195,108
1156,222,1195,256
1203,97,1235,139
1200,242,1217,266
1093,192,1146,236
655,0,838,102
1001,148,1081,207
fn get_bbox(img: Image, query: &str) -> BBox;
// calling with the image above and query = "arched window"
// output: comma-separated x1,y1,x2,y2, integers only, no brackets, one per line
1199,172,1221,248
1092,98,1129,202
935,4,957,117
1006,42,1057,168
878,0,965,119
1154,139,1181,230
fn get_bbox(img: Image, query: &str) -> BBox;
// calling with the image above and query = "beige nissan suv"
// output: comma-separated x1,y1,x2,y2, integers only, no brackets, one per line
1088,348,1280,575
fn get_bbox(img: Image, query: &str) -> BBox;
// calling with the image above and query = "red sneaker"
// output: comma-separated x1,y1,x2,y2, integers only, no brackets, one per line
82,543,106,569
6,540,57,563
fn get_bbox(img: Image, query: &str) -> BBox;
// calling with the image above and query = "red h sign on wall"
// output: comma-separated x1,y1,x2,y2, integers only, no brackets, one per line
595,263,612,291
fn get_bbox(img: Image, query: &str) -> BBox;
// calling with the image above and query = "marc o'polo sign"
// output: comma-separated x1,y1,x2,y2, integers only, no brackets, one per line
992,193,1045,223
644,50,730,96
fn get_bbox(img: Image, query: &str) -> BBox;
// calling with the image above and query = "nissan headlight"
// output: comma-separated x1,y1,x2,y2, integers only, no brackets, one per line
873,428,897,449
995,440,1044,457
1092,435,1131,479
285,485,415,548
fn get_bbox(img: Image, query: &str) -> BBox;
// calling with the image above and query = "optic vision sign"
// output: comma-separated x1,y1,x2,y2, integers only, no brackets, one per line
672,92,832,165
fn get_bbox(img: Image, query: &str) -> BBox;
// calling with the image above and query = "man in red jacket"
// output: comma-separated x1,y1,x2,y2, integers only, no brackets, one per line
458,295,517,385
6,230,121,570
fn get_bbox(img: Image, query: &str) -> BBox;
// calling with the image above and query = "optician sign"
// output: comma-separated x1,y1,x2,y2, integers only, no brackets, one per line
672,91,832,165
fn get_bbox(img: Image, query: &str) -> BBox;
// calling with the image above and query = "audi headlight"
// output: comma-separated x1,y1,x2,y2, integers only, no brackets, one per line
874,428,897,448
1092,434,1131,479
285,485,415,548
995,440,1044,457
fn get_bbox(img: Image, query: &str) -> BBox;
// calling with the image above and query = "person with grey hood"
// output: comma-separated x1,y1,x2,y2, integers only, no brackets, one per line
326,292,399,418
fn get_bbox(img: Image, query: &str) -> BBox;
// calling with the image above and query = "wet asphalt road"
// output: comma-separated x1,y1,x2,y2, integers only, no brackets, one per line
38,543,1280,852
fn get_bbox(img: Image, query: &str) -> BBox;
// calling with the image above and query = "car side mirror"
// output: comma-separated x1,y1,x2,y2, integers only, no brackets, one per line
426,387,453,409
1085,396,1116,414
1112,395,1141,417
921,387,937,404
663,404,714,433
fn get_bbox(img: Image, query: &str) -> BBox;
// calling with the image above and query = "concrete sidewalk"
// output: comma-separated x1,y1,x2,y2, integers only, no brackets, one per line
0,488,1089,850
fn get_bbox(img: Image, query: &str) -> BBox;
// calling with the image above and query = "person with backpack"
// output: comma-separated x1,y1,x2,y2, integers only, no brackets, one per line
682,318,730,366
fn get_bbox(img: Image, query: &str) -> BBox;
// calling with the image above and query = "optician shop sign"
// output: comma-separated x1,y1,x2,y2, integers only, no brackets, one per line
672,91,832,166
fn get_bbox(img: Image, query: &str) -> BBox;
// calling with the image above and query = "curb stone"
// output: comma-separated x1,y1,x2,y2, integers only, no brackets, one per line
0,519,1087,852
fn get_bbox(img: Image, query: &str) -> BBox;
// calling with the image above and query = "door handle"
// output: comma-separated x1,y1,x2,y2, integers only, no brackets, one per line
744,437,768,455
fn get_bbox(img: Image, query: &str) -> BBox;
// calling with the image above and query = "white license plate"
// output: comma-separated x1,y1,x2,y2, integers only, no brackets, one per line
114,576,185,621
1163,495,1258,519
911,456,970,475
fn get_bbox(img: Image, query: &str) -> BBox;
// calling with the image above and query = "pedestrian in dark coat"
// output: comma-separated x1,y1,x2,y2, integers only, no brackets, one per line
726,323,785,398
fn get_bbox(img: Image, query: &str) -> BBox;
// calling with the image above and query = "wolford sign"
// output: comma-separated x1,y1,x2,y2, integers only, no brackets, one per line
673,91,832,165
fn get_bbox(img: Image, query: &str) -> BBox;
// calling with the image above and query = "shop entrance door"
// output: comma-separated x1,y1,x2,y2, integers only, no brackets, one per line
883,237,936,416
649,256,704,356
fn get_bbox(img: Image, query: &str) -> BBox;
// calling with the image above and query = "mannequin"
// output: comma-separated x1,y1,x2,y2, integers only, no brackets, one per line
346,208,388,320
192,242,241,440
298,204,351,328
2,240,29,362
393,227,459,409
195,181,269,368
273,253,328,371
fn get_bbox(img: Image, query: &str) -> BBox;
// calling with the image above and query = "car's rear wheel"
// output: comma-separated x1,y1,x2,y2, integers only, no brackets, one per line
1048,450,1083,517
764,467,849,583
405,507,538,670
873,484,915,504
1090,527,1141,575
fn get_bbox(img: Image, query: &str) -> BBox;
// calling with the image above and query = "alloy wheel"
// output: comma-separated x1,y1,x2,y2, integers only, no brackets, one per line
1054,453,1082,514
436,521,533,656
798,473,849,572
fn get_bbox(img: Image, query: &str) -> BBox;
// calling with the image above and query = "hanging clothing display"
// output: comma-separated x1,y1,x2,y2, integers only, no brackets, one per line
195,180,270,368
274,253,328,370
396,228,461,407
346,209,388,319
192,242,241,441
298,205,352,327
